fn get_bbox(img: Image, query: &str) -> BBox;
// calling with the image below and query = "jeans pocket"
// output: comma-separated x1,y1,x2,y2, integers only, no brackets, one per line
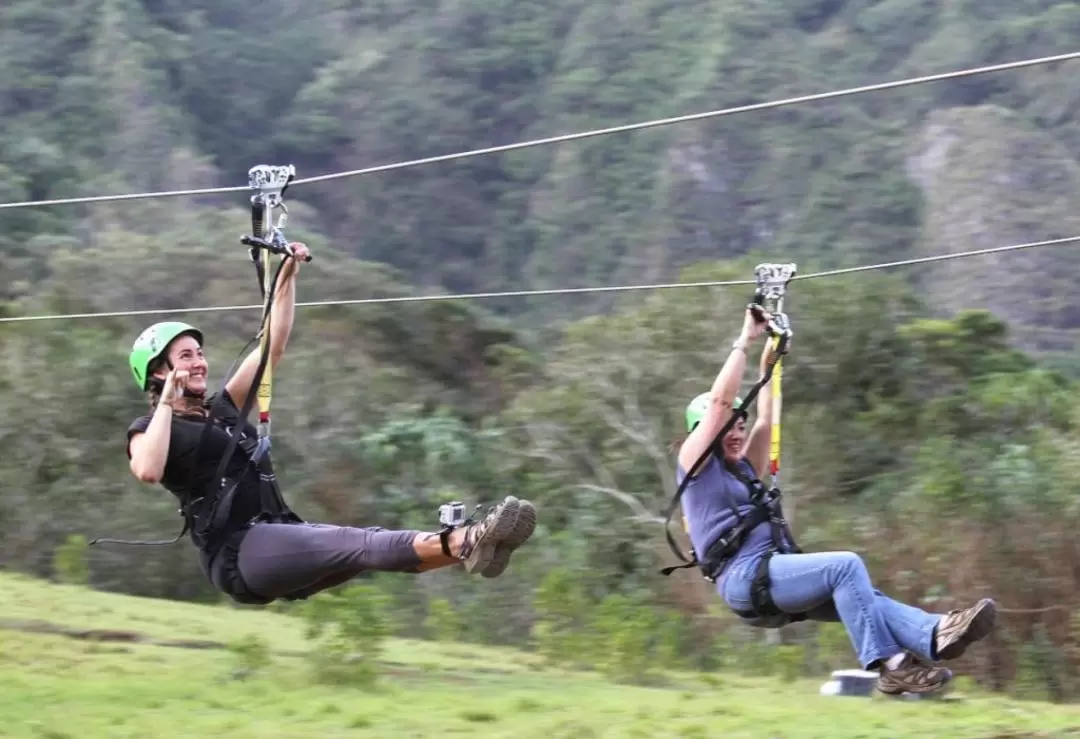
720,558,755,610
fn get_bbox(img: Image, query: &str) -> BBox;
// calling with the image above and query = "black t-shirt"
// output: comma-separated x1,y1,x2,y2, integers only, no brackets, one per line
126,390,278,544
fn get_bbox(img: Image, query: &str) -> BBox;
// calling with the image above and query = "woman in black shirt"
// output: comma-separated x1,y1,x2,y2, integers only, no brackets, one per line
124,242,536,605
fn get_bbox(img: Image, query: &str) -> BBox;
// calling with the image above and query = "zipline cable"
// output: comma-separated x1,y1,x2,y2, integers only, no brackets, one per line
0,51,1078,210
2,234,1076,324
289,50,1080,187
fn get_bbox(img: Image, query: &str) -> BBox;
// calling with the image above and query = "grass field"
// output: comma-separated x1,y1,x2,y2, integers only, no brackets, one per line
2,572,1079,738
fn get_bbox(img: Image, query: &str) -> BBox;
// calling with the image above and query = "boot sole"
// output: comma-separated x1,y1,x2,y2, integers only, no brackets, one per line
937,598,997,661
481,499,537,579
462,497,521,574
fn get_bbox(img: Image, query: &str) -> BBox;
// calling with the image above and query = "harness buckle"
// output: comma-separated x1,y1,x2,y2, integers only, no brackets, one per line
250,436,271,464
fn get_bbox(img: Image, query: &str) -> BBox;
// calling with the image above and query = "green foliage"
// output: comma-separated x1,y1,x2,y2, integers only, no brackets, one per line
225,633,272,680
11,568,1080,739
7,0,1080,325
1011,624,1067,702
588,593,662,685
774,645,807,684
814,622,855,673
530,569,709,683
296,584,392,689
531,567,593,668
51,534,89,586
424,597,463,643
8,0,1080,703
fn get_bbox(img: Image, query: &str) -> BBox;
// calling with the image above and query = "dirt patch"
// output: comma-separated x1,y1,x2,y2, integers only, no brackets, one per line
0,618,276,653
0,618,516,680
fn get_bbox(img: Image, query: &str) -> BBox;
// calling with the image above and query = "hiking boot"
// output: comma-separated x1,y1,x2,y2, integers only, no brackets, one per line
481,498,537,579
458,496,521,574
934,597,997,661
877,652,953,696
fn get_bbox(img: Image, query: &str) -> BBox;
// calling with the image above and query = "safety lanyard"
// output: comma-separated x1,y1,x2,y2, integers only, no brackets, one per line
241,164,307,464
754,263,795,493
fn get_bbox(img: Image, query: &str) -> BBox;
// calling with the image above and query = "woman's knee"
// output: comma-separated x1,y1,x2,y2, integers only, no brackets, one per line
817,551,870,589
831,551,865,571
773,550,865,575
826,551,867,575
772,551,867,588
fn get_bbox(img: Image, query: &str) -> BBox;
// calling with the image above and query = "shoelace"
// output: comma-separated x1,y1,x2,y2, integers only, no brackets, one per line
456,504,494,558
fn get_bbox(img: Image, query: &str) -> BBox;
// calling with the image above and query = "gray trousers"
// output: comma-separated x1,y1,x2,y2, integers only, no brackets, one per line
234,522,423,600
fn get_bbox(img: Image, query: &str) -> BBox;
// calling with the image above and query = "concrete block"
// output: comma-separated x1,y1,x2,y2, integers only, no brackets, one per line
819,668,878,697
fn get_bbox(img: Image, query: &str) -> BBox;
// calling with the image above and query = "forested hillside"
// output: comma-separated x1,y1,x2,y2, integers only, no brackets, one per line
5,0,1080,702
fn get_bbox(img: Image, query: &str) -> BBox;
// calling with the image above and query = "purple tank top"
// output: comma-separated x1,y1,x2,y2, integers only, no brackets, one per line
675,455,773,578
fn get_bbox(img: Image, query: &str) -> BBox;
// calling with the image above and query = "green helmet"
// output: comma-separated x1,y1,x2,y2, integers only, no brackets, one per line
685,392,744,431
129,321,204,391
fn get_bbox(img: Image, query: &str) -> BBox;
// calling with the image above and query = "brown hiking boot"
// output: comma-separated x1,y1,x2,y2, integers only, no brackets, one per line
876,653,953,696
934,598,997,661
458,496,521,574
482,499,537,579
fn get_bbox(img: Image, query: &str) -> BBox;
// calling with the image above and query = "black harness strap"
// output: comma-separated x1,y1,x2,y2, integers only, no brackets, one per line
88,332,264,549
689,460,807,623
243,226,299,527
184,252,293,548
685,460,800,578
727,461,808,621
184,198,304,551
725,460,801,558
730,551,808,623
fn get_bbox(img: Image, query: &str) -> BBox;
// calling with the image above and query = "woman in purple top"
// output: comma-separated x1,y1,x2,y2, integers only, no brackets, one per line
676,305,997,696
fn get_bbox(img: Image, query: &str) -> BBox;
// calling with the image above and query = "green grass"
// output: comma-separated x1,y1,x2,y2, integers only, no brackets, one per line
2,572,1079,738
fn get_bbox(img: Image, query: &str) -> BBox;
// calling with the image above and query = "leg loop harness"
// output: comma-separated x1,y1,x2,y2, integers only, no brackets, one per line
692,460,808,623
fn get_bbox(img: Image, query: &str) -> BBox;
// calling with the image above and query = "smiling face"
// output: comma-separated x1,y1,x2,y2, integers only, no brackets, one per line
152,334,209,397
719,416,747,463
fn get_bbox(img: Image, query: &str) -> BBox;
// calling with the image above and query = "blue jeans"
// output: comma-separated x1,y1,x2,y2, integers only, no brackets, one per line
720,550,943,670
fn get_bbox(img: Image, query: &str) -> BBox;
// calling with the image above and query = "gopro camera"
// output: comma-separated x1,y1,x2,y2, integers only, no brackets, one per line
438,501,467,528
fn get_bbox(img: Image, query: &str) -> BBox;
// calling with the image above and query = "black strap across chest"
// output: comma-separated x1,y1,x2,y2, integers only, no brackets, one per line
90,251,300,550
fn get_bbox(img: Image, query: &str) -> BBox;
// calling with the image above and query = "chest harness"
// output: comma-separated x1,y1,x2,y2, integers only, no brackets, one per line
91,164,309,553
659,263,807,624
